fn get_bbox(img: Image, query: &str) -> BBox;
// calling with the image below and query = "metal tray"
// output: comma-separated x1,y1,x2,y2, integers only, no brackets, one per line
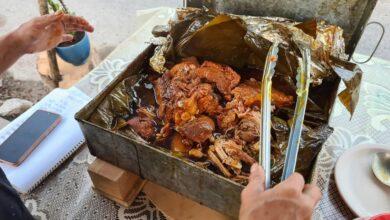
76,46,243,217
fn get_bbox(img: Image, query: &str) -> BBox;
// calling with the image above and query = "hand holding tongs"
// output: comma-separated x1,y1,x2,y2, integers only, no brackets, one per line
260,41,311,189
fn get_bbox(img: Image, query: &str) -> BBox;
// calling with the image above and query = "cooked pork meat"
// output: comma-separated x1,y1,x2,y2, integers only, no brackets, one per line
177,115,215,143
208,138,256,177
217,109,238,131
139,59,293,181
195,61,241,100
235,111,261,143
231,79,294,108
169,57,199,77
127,116,156,140
154,70,198,124
231,80,262,108
170,132,191,154
189,83,222,115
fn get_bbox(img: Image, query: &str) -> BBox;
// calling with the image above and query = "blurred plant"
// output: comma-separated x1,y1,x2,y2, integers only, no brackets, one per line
48,0,77,37
48,0,69,14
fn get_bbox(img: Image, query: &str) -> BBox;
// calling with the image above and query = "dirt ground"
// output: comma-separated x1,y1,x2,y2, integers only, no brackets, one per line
0,72,50,120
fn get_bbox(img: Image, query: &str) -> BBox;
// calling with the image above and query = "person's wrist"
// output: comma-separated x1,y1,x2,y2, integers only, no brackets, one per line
6,27,30,55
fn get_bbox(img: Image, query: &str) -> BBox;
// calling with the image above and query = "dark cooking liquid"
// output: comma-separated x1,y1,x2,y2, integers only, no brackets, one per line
127,65,265,142
127,68,159,117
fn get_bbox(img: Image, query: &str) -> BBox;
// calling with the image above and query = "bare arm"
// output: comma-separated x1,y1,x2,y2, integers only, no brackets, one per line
0,12,94,74
0,31,26,74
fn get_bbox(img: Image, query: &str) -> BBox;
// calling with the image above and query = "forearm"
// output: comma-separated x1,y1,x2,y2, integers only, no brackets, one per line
0,30,26,74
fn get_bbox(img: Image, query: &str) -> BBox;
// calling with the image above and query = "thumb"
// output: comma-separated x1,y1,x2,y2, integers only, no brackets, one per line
61,34,73,43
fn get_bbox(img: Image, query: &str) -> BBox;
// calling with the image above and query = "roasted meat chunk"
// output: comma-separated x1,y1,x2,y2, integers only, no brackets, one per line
271,89,294,108
154,71,198,124
127,116,156,140
170,132,191,154
231,80,262,107
177,115,215,143
195,61,240,99
217,109,238,131
189,83,222,115
231,79,294,108
169,57,199,77
208,138,256,177
235,111,261,143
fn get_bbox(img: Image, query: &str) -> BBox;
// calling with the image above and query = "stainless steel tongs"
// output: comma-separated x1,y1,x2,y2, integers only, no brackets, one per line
260,41,311,189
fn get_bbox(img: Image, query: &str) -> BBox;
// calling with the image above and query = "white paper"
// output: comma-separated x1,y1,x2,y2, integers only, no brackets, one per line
0,87,91,193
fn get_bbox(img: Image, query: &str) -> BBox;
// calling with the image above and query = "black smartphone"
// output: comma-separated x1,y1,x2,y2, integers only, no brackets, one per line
0,110,61,166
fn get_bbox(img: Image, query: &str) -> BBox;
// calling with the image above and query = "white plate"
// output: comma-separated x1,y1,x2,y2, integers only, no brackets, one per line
335,144,390,217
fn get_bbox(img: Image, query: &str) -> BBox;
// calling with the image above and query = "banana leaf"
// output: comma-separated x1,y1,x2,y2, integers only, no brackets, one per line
159,8,362,116
89,74,144,130
270,116,333,184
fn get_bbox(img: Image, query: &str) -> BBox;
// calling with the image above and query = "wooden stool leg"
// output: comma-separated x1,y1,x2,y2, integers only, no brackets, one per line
87,159,146,207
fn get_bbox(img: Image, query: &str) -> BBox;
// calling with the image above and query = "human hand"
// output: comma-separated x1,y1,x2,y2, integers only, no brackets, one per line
12,12,94,54
239,164,322,220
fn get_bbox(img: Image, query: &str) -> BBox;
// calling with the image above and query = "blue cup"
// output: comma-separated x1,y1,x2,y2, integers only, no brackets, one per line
55,32,90,66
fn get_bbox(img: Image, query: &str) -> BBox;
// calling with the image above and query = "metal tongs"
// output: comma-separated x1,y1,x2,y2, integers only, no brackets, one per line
260,41,311,189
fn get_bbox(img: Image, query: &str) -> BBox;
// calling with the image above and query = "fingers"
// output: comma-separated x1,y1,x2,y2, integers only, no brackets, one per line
302,184,322,204
283,173,305,191
34,12,64,28
247,163,265,192
274,172,305,195
249,163,264,183
61,34,74,43
62,14,94,33
241,164,265,204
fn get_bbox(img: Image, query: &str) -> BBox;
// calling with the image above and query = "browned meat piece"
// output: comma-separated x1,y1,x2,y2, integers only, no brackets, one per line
189,83,222,115
154,72,196,124
231,79,294,108
170,132,191,154
234,111,261,143
223,144,256,165
189,148,204,158
173,94,198,125
208,138,256,177
271,89,294,107
172,83,222,126
178,116,215,143
127,116,156,140
156,123,172,140
154,59,203,125
217,110,238,131
195,61,240,99
169,57,199,77
231,80,261,107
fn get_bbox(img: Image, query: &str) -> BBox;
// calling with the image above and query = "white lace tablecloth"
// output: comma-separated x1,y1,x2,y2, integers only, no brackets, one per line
21,7,390,220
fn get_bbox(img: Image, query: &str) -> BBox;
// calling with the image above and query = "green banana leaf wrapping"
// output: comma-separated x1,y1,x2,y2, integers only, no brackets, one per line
90,8,362,184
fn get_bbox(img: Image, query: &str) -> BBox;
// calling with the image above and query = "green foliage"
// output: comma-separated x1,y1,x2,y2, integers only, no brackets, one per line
47,0,70,14
47,0,75,36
